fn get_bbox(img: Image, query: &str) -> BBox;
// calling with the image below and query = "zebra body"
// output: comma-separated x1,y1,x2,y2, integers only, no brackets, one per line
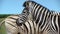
23,1,60,34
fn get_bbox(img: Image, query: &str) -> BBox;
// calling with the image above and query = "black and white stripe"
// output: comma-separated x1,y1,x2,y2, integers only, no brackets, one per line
23,1,59,34
5,15,34,34
4,15,36,34
0,7,29,34
16,7,29,26
16,7,36,34
5,15,19,34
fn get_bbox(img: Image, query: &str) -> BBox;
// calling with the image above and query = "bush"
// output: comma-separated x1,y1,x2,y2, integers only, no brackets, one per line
0,14,11,18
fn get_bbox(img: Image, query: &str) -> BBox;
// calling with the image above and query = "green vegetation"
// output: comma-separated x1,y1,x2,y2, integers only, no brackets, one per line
0,14,12,18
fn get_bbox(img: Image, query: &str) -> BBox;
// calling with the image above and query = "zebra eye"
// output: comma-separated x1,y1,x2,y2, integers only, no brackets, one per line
22,10,27,13
23,11,26,13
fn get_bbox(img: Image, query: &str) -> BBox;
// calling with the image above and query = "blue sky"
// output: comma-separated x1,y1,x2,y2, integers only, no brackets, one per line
0,0,60,14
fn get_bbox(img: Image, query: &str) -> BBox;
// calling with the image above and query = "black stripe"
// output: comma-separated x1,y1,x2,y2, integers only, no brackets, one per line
51,15,56,30
40,8,46,29
22,14,27,18
47,24,50,31
54,15,58,31
19,17,27,23
45,11,51,28
35,5,41,20
33,3,37,19
9,17,17,20
33,4,39,19
20,19,24,22
42,11,51,31
42,11,48,30
34,4,40,19
19,15,26,21
23,24,28,34
43,21,49,31
38,7,44,26
41,9,48,29
19,15,27,22
7,22,17,28
58,16,60,27
48,12,51,18
7,20,16,23
33,21,36,34
28,21,32,34
47,27,51,33
36,7,44,25
38,7,45,33
41,10,49,26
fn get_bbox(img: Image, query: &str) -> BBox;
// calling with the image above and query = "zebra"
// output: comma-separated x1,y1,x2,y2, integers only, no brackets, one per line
0,7,30,34
16,7,36,34
0,6,39,34
22,1,60,34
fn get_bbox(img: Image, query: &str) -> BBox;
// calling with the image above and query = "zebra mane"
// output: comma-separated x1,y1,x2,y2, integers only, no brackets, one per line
23,1,48,9
23,1,51,12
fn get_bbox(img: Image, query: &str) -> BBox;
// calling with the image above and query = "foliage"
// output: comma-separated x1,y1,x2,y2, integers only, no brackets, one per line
0,14,12,18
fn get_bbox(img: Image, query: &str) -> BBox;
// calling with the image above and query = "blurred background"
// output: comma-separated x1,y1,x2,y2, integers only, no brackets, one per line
0,0,60,14
0,0,60,34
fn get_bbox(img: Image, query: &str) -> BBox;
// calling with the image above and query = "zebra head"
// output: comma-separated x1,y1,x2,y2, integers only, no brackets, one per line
23,1,37,9
16,7,29,26
23,1,44,20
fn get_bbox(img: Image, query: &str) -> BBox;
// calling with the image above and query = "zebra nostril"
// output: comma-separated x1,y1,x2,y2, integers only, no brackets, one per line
17,32,20,34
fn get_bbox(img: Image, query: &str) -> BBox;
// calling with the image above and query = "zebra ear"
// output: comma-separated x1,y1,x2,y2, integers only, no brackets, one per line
23,1,31,7
23,1,36,7
23,1,26,7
